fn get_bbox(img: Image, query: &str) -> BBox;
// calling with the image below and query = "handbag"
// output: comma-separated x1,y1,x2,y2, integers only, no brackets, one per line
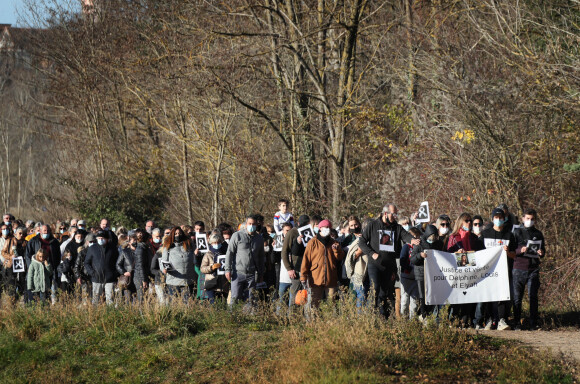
118,274,131,289
204,274,218,290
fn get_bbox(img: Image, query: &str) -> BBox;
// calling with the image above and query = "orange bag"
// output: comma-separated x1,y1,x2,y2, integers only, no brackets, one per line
295,289,308,306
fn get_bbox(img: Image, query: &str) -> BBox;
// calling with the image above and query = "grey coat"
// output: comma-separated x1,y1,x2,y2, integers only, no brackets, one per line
162,243,195,286
224,230,265,277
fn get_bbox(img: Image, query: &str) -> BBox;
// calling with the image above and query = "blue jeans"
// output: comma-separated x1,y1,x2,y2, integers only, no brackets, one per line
513,268,540,326
352,284,369,308
167,285,190,304
230,271,256,307
277,282,292,314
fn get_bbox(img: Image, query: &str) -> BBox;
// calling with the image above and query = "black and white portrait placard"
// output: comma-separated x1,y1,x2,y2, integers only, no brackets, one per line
416,201,430,223
298,224,315,245
378,230,394,252
216,255,226,275
273,232,284,252
12,256,25,273
160,260,174,271
511,224,521,233
196,233,209,253
525,240,542,258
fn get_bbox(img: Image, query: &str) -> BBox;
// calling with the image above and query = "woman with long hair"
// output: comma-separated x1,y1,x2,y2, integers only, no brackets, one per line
161,227,195,304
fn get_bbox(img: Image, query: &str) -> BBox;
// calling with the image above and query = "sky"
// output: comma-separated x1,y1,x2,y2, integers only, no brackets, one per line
0,0,79,27
0,0,20,25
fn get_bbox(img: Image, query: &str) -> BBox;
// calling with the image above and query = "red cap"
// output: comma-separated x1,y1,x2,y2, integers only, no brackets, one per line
318,219,331,228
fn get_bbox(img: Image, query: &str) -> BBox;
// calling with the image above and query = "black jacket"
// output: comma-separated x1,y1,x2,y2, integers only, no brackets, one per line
410,225,444,282
116,247,135,275
513,226,545,271
359,217,414,271
74,246,90,281
134,242,151,283
25,235,61,270
150,249,163,285
84,243,119,284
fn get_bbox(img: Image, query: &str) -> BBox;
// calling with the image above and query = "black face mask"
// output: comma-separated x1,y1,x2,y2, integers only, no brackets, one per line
175,234,184,243
350,227,361,234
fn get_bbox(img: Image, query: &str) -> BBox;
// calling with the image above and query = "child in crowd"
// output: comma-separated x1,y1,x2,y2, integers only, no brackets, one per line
27,248,53,304
273,199,295,233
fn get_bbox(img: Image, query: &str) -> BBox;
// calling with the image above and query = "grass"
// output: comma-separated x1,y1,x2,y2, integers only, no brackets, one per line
0,293,577,383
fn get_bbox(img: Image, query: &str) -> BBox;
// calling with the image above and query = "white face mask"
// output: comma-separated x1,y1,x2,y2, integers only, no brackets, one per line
524,219,534,228
402,225,410,231
473,226,481,235
439,227,449,236
319,227,330,237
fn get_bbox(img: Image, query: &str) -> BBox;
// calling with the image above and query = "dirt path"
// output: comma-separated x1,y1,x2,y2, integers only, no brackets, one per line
475,330,580,361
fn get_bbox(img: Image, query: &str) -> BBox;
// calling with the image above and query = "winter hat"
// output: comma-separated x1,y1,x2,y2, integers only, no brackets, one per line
491,208,505,218
318,219,331,228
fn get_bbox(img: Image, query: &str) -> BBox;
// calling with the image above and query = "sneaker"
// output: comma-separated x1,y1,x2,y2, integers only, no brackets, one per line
497,318,511,331
484,320,493,330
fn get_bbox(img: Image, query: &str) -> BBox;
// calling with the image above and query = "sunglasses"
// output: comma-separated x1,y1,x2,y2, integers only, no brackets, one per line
440,223,449,227
473,222,481,226
464,219,472,223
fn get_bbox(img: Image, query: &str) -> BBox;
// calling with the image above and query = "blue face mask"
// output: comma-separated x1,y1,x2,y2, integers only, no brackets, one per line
2,229,8,236
247,225,256,233
402,225,410,231
153,238,161,244
270,233,275,239
41,233,49,240
313,227,319,234
426,239,434,244
493,219,504,227
462,225,470,231
97,238,106,246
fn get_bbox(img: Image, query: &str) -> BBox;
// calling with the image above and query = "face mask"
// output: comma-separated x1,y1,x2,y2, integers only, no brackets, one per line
89,242,95,247
351,227,361,234
97,238,106,246
269,233,275,239
103,227,109,231
402,225,410,231
462,225,470,231
473,226,481,235
313,227,319,234
439,227,449,236
60,229,65,234
493,219,503,227
41,233,49,240
225,239,230,244
426,239,434,244
75,238,83,244
2,229,8,236
153,238,161,244
247,225,256,233
319,228,330,237
4,221,10,226
524,220,534,228
175,234,183,243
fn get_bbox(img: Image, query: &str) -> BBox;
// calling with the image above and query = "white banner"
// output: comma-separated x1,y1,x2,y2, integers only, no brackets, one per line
425,246,510,305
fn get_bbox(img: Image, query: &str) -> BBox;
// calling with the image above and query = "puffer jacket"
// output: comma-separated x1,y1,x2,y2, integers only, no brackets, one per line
84,243,119,284
162,242,195,287
116,246,135,275
345,236,368,287
27,256,53,292
134,242,150,283
300,235,345,287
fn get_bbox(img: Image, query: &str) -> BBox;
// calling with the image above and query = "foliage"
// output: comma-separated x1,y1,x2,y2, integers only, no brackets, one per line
0,295,576,383
70,172,170,228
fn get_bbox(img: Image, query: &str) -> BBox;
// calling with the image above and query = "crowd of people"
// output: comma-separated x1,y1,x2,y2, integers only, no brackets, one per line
0,199,545,331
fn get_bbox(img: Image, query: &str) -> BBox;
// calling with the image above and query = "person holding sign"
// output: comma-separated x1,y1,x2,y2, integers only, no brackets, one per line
161,227,195,304
200,232,228,304
359,204,419,319
478,208,516,331
513,209,545,330
280,215,310,309
1,226,27,303
410,224,445,321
